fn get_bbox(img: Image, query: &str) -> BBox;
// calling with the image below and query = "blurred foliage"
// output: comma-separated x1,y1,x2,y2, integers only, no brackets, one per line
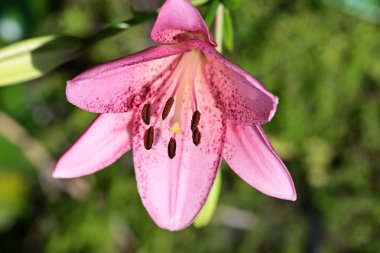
0,35,84,86
0,0,380,253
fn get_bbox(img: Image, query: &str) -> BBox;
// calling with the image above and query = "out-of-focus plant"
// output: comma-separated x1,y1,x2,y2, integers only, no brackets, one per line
0,13,156,87
0,35,83,86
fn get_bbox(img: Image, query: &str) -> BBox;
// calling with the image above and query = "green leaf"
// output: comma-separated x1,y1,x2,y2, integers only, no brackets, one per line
0,35,84,86
191,0,210,6
204,0,220,27
194,169,222,228
223,8,234,51
221,0,241,10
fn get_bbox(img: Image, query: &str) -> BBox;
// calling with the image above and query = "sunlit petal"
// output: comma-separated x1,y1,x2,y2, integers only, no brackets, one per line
223,122,296,200
67,44,190,113
53,113,133,178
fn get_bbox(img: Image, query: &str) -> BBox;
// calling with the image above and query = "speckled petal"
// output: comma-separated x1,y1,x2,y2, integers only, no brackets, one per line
67,44,191,113
186,40,278,126
132,70,226,231
53,112,133,178
151,0,216,46
223,121,296,200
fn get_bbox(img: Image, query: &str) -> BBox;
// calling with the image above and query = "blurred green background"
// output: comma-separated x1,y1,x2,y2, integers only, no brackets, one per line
0,0,380,252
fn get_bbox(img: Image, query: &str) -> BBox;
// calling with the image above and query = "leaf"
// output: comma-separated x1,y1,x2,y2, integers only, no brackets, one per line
0,35,84,86
194,169,222,228
223,8,234,51
191,0,210,6
222,0,241,10
204,0,220,27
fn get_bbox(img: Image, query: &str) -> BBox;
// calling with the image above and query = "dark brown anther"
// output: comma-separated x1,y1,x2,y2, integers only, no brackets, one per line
162,97,174,120
192,127,201,146
144,127,154,150
191,110,201,131
141,104,151,125
168,137,176,159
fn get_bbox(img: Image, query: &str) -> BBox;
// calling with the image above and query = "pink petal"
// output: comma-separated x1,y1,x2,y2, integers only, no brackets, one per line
223,121,296,200
67,44,191,113
187,40,278,126
151,0,216,46
53,112,133,178
132,71,226,230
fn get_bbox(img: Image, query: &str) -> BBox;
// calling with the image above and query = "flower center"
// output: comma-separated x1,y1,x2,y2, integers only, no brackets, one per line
141,49,203,158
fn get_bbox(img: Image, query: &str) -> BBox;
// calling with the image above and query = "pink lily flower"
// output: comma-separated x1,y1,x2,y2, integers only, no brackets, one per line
53,0,296,230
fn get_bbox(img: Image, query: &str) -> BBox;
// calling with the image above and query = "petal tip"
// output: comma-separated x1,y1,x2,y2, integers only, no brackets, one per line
151,0,214,45
268,96,279,122
52,167,69,179
277,184,297,201
153,216,193,231
269,190,297,202
52,160,79,179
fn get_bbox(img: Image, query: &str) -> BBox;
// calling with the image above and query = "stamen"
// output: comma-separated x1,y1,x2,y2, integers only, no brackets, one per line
192,127,201,146
162,97,174,120
141,103,151,125
143,126,154,150
191,110,201,131
168,137,176,159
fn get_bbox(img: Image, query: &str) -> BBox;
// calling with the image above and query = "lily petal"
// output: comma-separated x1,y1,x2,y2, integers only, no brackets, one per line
132,72,226,230
187,40,278,126
67,44,191,113
53,112,133,178
151,0,216,46
223,121,296,201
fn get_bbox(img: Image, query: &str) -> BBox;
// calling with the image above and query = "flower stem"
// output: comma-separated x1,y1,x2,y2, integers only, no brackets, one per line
215,3,224,53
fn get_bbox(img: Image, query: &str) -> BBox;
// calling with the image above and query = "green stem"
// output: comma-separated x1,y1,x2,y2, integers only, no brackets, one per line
215,3,224,52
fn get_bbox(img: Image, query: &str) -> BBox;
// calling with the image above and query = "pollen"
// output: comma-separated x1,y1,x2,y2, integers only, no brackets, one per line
144,126,154,150
141,103,151,125
191,110,201,131
168,137,176,159
162,97,174,120
192,127,201,146
168,122,183,134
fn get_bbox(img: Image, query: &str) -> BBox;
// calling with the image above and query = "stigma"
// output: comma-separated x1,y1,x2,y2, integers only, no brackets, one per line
140,49,203,158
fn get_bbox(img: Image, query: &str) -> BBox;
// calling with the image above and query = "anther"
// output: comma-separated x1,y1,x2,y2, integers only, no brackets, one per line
192,127,201,146
141,104,151,125
190,110,201,131
162,97,174,120
143,127,154,150
168,137,176,159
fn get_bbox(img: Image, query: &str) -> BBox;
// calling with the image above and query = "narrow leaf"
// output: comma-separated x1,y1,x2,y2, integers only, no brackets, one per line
0,35,83,86
191,0,210,6
222,0,241,10
204,0,220,27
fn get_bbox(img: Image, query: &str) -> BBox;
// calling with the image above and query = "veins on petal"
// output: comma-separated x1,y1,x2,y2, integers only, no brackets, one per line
139,49,206,154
